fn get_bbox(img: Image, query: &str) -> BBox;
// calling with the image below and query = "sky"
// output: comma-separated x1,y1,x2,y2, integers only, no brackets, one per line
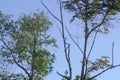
0,0,120,80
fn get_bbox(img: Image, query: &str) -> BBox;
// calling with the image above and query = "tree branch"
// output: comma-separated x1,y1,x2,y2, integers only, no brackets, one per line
41,0,62,23
42,0,73,79
67,43,72,80
13,56,31,78
89,9,110,36
87,27,100,59
112,42,114,66
65,26,84,54
89,64,120,80
59,0,72,79
0,39,31,78
84,27,100,78
57,72,70,80
81,1,89,80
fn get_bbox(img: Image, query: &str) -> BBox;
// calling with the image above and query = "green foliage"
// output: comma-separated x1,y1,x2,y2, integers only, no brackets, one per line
0,72,26,80
87,56,111,73
63,0,120,20
73,56,111,80
0,11,56,80
63,0,120,33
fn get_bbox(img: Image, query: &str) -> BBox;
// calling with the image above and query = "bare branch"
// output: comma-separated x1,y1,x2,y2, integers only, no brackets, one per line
42,2,73,77
65,26,84,54
57,72,70,80
112,42,114,66
84,27,100,78
81,1,89,79
58,0,72,79
41,0,62,23
87,27,100,60
13,56,31,78
67,44,72,79
0,39,15,53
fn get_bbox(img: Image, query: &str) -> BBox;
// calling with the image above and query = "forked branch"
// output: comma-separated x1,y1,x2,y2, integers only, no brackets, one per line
41,0,72,79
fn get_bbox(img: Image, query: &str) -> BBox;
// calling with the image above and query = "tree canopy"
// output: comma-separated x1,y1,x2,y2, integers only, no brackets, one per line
63,0,120,33
0,11,56,80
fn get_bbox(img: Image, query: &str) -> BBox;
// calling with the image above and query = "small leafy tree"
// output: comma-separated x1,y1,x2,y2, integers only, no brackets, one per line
0,11,56,80
41,0,120,80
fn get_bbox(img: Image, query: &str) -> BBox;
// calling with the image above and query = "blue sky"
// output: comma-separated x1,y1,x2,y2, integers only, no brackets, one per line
0,0,120,80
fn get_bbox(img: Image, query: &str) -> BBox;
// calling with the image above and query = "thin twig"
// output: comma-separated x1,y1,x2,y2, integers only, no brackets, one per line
65,26,84,54
112,42,114,66
41,0,62,23
59,0,72,79
13,56,31,78
87,27,100,60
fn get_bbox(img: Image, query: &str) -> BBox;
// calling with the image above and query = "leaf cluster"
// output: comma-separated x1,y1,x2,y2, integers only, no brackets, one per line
87,56,111,74
0,11,56,80
63,0,120,21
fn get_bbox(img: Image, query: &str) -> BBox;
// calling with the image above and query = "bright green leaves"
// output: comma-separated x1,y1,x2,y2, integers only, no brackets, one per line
33,49,55,78
18,11,52,35
0,11,56,80
14,11,56,79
